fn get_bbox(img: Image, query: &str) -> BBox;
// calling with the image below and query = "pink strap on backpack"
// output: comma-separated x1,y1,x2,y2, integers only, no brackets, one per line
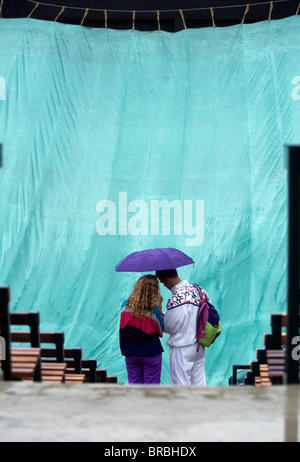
194,284,210,351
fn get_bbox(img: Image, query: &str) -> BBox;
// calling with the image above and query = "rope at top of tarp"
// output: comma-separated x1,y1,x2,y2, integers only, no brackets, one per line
1,0,298,29
23,0,289,14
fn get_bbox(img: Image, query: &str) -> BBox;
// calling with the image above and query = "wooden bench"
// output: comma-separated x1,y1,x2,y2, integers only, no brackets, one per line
65,373,86,383
10,347,41,382
40,346,86,383
97,369,107,383
10,312,66,382
10,311,40,347
41,362,67,382
35,332,67,382
1,286,119,385
232,312,300,387
62,347,86,383
229,365,251,386
264,312,299,350
11,327,87,383
264,332,287,350
0,287,43,382
234,348,269,386
264,350,300,385
42,348,97,383
10,322,67,383
96,369,119,384
81,359,97,383
64,347,82,374
106,375,118,383
262,312,299,385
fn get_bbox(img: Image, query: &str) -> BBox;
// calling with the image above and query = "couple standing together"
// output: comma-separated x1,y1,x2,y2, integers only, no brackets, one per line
119,270,206,386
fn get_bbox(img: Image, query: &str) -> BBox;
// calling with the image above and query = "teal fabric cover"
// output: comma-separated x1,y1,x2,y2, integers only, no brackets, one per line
0,17,299,385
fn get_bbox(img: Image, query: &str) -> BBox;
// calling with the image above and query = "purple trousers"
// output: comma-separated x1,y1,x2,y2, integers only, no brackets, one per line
125,354,162,385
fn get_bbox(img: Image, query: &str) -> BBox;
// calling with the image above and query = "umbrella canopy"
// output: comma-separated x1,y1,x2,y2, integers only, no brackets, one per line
115,248,194,272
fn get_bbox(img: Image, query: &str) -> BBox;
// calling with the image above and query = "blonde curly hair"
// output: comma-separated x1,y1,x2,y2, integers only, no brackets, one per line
126,275,161,318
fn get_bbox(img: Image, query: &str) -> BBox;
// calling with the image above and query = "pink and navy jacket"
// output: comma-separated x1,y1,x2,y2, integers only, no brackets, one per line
119,300,164,357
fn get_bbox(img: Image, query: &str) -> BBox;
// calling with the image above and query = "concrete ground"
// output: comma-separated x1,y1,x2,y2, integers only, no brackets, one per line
0,381,299,443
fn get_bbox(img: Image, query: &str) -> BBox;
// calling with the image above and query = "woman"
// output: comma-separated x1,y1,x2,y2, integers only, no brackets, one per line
119,274,164,385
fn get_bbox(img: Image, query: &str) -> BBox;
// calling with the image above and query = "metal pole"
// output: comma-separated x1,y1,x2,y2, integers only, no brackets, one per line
285,146,300,384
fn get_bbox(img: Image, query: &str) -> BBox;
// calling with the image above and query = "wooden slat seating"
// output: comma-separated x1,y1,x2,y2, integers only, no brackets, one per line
30,331,86,383
0,287,42,382
80,359,97,383
10,313,62,383
237,312,300,387
254,364,272,387
40,332,67,383
262,312,300,385
10,314,87,383
63,348,86,383
64,347,82,374
96,369,107,383
246,348,275,387
264,312,289,350
229,365,251,386
264,312,300,351
65,357,119,384
42,348,97,383
251,316,287,387
10,311,42,382
10,324,113,384
106,375,118,383
263,350,300,386
62,347,86,383
95,368,119,384
10,346,41,382
10,311,41,347
59,351,120,384
11,327,67,383
1,286,120,385
231,348,266,386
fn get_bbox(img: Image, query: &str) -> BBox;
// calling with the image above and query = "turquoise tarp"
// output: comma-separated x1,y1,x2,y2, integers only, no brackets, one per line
0,16,299,385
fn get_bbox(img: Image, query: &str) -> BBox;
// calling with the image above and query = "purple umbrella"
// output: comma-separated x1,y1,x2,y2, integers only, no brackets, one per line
115,248,194,272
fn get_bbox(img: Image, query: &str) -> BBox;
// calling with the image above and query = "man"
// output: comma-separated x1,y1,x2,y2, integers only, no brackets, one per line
155,269,206,386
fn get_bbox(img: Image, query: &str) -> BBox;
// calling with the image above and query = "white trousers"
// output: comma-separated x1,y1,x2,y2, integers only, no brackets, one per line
169,343,206,386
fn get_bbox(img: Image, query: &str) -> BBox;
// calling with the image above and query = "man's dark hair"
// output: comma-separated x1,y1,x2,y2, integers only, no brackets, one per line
155,269,178,280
